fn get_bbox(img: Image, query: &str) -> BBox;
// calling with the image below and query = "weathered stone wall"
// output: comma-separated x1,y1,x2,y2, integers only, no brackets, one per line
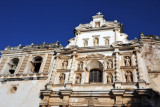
142,42,160,71
142,42,160,92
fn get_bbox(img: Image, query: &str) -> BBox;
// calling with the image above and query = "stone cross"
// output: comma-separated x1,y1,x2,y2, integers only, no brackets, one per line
97,12,102,15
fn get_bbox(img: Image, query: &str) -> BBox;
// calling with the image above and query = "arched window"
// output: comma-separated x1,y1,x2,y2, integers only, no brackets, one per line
31,56,43,73
9,58,19,74
89,69,102,82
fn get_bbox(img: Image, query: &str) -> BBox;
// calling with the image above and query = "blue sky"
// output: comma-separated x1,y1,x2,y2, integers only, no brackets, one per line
0,0,160,50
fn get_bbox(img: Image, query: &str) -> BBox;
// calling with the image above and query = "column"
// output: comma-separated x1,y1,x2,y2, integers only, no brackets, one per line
114,48,121,82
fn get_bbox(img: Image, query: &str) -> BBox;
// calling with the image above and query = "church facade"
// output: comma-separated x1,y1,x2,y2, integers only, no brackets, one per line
0,13,160,107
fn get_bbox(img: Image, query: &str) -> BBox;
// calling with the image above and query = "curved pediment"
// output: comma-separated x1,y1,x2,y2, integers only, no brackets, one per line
87,60,103,71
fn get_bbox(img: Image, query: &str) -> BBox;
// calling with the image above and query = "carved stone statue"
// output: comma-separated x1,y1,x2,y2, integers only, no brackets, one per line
78,61,83,70
124,56,131,66
75,73,81,84
93,38,99,46
125,71,132,82
107,73,113,83
84,40,88,47
62,60,68,69
59,73,65,84
107,60,112,69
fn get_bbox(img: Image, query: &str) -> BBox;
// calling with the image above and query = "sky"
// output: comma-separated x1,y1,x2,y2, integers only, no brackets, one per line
0,0,160,50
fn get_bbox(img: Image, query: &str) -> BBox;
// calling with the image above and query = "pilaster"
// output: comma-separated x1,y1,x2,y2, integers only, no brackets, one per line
60,89,72,106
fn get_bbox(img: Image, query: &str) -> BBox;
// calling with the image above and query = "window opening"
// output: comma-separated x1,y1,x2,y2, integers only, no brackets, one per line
9,58,19,74
33,56,42,73
89,69,102,82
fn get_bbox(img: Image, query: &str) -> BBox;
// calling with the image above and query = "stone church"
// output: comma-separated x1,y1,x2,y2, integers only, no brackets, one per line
0,13,160,107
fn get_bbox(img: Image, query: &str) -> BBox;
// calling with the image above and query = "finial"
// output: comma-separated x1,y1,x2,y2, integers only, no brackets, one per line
56,40,59,44
19,44,21,47
140,32,144,36
114,20,117,22
5,46,10,50
31,43,34,45
97,12,102,15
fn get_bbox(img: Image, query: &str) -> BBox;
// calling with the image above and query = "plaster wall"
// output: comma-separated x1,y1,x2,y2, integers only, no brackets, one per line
0,80,47,107
76,30,116,47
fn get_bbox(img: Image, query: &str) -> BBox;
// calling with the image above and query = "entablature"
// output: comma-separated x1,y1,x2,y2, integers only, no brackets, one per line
0,72,48,82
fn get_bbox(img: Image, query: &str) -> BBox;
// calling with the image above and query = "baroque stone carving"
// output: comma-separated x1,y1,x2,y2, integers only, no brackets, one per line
107,59,112,69
107,73,113,83
105,39,109,45
93,37,99,46
75,73,81,84
59,73,65,84
103,37,110,45
84,40,88,47
10,86,17,93
62,60,68,69
125,71,132,82
88,97,94,106
83,38,89,47
124,56,131,66
78,61,83,70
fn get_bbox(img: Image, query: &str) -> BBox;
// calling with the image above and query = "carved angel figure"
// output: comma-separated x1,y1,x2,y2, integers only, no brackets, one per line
59,73,65,84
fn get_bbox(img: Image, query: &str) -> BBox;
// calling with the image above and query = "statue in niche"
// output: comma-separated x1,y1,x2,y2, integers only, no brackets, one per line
75,73,81,84
107,60,112,69
105,39,109,45
107,73,113,83
78,61,83,70
84,40,88,47
93,38,99,46
125,71,132,82
59,73,65,84
124,56,131,66
62,60,68,69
